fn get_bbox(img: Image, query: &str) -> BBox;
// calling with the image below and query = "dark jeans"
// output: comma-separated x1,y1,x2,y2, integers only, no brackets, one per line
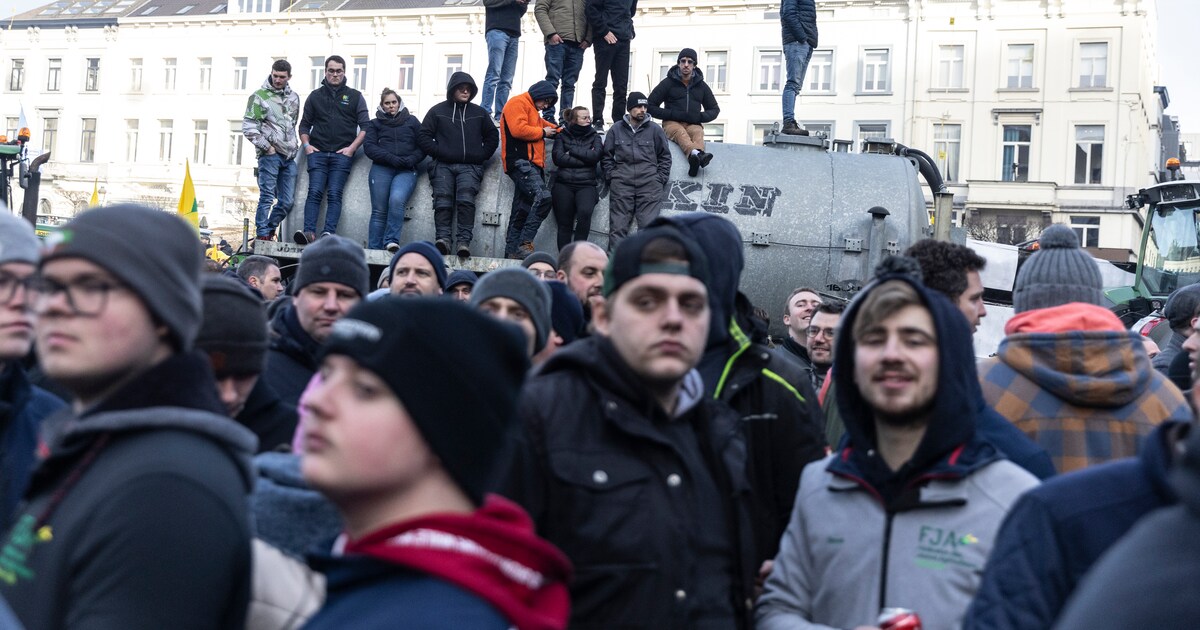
608,182,663,252
367,163,418,249
256,152,297,236
430,161,483,245
591,38,631,127
545,41,586,120
504,159,552,256
302,151,353,234
551,181,598,249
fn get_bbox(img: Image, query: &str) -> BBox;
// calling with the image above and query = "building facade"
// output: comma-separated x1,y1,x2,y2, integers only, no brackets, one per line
0,0,1172,258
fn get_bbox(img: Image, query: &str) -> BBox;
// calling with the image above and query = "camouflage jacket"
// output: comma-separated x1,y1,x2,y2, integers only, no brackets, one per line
243,77,301,159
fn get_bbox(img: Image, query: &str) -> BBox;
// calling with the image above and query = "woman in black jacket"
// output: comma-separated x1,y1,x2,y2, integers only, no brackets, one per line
550,106,604,249
363,88,425,252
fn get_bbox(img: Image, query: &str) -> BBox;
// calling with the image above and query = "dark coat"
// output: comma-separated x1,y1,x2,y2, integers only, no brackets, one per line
0,363,65,528
584,0,636,40
601,115,671,191
647,66,720,125
363,107,425,170
780,0,818,47
299,80,370,152
965,421,1182,630
551,123,603,187
236,379,299,454
262,303,320,409
417,72,500,165
482,0,528,37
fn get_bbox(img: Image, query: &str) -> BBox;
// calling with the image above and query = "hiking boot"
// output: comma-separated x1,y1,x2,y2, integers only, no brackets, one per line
435,239,451,255
781,120,809,136
385,242,400,253
688,152,701,177
698,151,714,168
456,243,471,259
294,230,317,245
518,241,535,257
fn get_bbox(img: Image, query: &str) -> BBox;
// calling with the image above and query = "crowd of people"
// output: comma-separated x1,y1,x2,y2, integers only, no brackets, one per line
3,197,1200,629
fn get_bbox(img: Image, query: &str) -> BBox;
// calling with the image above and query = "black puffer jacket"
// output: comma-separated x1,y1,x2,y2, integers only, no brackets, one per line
551,123,602,186
584,0,636,41
417,72,500,165
780,0,818,47
647,66,720,125
363,106,425,170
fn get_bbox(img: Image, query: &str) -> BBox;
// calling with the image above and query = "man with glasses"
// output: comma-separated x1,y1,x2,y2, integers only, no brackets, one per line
0,211,64,528
805,301,842,392
295,55,370,244
243,59,301,242
0,204,257,629
647,48,720,177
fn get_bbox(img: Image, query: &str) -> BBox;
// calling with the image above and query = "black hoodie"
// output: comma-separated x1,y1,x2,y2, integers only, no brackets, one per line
417,72,500,165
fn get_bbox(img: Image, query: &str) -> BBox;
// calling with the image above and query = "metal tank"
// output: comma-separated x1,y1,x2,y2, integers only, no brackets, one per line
263,131,930,334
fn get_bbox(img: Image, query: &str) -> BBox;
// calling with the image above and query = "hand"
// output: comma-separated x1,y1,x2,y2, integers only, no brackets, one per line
544,127,559,138
603,31,616,44
266,146,276,155
549,34,563,45
336,146,356,157
580,39,591,48
304,145,317,155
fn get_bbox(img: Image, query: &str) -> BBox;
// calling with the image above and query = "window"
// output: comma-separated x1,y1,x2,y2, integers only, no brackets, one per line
163,57,177,91
1078,42,1107,88
228,121,244,165
751,123,775,146
397,55,415,91
41,117,57,155
933,123,961,182
130,58,143,92
757,50,782,91
47,58,62,92
1074,125,1104,184
238,0,271,11
703,124,725,144
704,51,727,92
198,57,212,91
125,119,139,162
657,52,675,82
8,59,24,91
800,121,833,139
1001,124,1031,182
232,57,247,90
193,120,208,163
1070,216,1100,248
860,48,889,93
351,56,368,91
807,49,833,92
5,118,17,140
139,5,157,14
310,56,324,89
1005,44,1034,89
80,118,96,163
445,54,463,85
84,58,100,91
176,4,194,13
856,122,890,143
934,45,964,89
159,119,173,161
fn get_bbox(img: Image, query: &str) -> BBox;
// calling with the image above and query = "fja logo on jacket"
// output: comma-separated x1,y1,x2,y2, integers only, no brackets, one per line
915,525,980,571
0,514,52,585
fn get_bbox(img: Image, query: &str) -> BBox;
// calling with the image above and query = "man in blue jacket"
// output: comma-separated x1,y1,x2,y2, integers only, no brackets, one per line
779,0,817,136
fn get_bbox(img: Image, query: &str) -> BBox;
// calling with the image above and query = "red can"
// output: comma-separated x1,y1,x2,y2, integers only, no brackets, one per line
877,608,922,630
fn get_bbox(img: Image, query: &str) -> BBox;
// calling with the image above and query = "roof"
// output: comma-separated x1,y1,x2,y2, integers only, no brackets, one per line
11,0,480,21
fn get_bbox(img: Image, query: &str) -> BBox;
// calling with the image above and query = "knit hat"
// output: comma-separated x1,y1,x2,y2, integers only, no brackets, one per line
627,92,649,110
677,48,698,63
521,251,558,272
196,275,268,377
471,268,552,353
444,269,478,291
1013,224,1103,313
0,206,38,266
388,241,447,289
322,299,529,505
294,235,369,298
528,80,558,106
547,280,584,344
602,225,709,297
1164,283,1200,332
42,204,203,350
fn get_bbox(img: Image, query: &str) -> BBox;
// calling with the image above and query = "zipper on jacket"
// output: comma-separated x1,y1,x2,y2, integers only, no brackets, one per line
878,510,895,611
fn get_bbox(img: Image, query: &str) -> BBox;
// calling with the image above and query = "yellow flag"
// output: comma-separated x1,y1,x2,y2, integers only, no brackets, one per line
89,179,99,207
177,161,198,231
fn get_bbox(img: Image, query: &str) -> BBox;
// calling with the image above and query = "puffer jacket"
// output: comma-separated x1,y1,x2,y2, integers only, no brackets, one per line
243,76,302,159
647,66,720,125
584,0,635,40
979,302,1191,474
363,106,424,170
551,123,602,186
534,0,591,44
601,113,671,191
417,72,500,165
780,0,818,47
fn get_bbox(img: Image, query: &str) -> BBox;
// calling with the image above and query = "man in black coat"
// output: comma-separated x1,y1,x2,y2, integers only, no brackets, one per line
585,0,636,130
647,48,721,177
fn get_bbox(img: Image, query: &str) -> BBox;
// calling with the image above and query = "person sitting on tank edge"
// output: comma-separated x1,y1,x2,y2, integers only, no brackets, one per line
647,48,720,177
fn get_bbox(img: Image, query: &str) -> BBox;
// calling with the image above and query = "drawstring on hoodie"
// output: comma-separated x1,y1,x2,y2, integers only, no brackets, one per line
35,433,111,529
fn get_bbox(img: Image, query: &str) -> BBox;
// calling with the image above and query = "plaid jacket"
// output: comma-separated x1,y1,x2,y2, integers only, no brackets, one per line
979,330,1190,474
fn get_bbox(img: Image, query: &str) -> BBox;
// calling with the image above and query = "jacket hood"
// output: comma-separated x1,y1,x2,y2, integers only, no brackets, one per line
445,71,479,101
649,212,743,349
270,303,321,370
339,494,572,630
666,65,706,85
375,106,411,125
831,272,982,492
996,303,1152,408
260,75,292,96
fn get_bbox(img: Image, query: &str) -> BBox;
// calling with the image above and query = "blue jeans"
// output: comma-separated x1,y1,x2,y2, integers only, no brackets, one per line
782,41,814,123
367,163,417,249
302,151,353,234
504,159,552,256
256,152,296,236
480,30,520,119
544,41,586,120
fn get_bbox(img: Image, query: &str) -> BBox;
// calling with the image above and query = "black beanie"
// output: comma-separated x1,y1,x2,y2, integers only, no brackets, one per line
443,269,478,291
389,241,448,289
528,80,558,105
603,225,709,297
521,251,558,271
627,92,649,110
547,280,584,344
322,299,529,506
197,275,268,377
42,204,203,350
678,48,698,63
471,267,553,353
295,235,369,298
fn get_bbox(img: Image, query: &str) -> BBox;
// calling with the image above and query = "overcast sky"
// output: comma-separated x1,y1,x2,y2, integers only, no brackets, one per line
5,0,1199,131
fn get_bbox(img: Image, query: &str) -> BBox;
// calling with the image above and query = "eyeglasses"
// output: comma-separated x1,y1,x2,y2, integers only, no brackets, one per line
528,270,557,280
806,325,837,339
28,276,129,316
0,272,36,306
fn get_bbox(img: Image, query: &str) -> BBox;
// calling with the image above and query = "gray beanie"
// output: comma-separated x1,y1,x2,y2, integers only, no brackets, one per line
42,204,203,350
0,207,39,266
470,267,552,353
1013,224,1103,313
294,235,369,298
197,275,268,377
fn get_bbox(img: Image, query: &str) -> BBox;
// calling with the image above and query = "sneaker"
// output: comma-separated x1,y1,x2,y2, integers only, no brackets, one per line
320,231,332,239
688,152,701,177
456,243,471,259
698,151,714,168
256,233,275,242
294,230,317,245
385,242,400,253
781,120,809,136
592,120,605,133
435,239,451,255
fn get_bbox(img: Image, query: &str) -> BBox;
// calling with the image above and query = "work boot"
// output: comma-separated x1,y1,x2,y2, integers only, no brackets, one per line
456,243,471,259
294,230,317,245
518,241,535,257
699,151,714,168
385,242,400,253
435,239,451,255
688,152,701,177
781,120,809,136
